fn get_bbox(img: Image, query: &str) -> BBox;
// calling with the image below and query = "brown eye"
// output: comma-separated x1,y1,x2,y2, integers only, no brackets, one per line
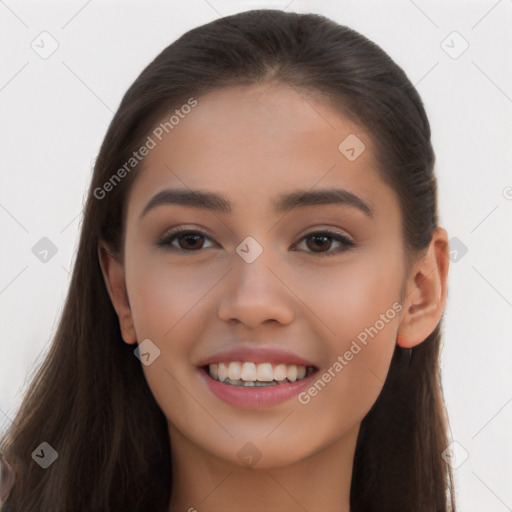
294,230,355,256
175,233,205,250
305,233,332,252
156,228,214,251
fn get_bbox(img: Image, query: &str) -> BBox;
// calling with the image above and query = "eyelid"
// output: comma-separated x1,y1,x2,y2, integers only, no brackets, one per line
296,226,354,243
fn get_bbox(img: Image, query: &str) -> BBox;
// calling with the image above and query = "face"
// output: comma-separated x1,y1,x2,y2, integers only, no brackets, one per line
119,82,407,468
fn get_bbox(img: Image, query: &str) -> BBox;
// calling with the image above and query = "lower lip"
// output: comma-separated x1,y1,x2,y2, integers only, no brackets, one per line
199,367,318,408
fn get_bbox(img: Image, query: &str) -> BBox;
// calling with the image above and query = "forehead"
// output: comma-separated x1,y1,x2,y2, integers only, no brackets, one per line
126,82,398,223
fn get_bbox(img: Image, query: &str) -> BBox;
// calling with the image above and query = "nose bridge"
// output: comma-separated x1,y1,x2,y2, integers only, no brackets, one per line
217,234,294,327
233,234,278,295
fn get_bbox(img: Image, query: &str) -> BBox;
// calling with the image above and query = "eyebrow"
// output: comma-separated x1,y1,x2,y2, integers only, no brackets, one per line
139,187,374,220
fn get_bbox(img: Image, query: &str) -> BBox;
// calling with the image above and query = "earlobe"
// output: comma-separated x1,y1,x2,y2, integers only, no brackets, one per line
97,240,137,345
397,227,450,349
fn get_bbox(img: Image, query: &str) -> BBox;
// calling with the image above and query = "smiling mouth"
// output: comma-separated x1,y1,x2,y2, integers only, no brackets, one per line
202,361,317,387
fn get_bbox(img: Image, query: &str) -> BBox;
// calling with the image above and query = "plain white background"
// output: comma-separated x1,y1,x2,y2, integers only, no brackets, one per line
1,0,511,509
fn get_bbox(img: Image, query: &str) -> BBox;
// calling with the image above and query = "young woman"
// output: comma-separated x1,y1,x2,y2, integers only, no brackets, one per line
0,9,456,512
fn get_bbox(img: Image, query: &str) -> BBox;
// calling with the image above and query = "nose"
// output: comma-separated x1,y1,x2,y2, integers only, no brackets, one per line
217,245,295,329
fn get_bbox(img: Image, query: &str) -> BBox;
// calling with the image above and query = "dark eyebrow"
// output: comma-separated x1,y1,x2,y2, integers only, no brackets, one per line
139,187,374,220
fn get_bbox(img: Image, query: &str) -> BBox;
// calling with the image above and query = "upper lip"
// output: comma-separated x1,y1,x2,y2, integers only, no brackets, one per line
197,345,317,368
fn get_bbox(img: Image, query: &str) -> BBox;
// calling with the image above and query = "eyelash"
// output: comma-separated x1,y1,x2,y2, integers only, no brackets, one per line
155,227,356,257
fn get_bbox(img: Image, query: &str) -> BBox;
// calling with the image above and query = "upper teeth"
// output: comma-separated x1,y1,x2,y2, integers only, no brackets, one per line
208,361,310,383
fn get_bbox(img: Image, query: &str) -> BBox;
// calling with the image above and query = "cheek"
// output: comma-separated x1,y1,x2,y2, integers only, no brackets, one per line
294,250,402,344
126,250,220,341
124,252,218,395
291,251,402,405
124,255,220,430
294,250,402,421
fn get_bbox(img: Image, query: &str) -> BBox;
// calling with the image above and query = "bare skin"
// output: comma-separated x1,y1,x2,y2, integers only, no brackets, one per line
99,82,449,512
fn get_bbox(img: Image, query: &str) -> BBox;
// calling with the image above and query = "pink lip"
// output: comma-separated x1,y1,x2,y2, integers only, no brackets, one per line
198,367,318,408
196,345,316,367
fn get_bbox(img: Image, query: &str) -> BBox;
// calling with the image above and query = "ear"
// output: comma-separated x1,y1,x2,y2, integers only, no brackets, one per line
397,226,450,348
97,240,137,345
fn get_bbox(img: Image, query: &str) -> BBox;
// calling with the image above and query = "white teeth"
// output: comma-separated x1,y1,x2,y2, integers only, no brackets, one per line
228,361,241,380
207,361,312,384
273,364,287,381
241,362,257,381
217,362,228,382
256,363,274,382
286,364,298,382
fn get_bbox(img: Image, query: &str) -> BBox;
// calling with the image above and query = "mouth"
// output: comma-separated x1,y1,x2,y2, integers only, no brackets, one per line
202,361,316,387
198,361,319,407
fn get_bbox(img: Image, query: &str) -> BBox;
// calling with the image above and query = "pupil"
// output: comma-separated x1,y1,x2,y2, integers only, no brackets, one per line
182,234,203,249
309,234,330,252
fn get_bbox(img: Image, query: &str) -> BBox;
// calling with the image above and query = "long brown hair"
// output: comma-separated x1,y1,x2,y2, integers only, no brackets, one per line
0,9,455,511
